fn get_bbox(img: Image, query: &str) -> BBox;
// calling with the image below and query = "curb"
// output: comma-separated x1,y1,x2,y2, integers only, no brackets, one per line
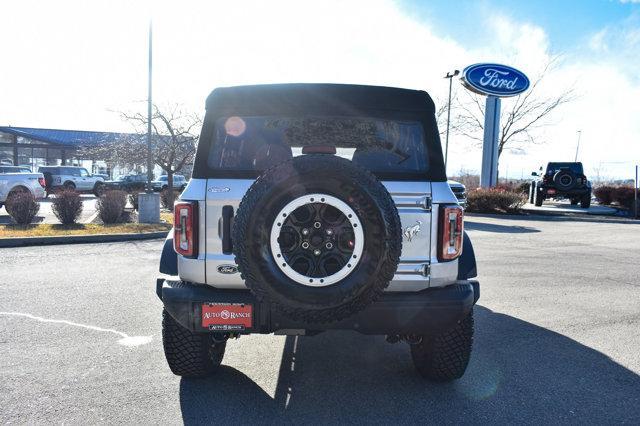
519,207,630,219
466,212,640,224
0,231,169,248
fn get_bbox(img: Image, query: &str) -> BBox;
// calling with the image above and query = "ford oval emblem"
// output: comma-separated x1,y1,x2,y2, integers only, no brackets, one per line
461,63,530,97
217,264,238,274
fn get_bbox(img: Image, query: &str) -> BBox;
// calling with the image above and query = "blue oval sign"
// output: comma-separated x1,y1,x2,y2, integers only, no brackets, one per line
461,63,530,97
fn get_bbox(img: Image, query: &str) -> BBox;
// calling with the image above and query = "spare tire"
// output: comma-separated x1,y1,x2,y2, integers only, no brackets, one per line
232,154,402,323
553,169,576,191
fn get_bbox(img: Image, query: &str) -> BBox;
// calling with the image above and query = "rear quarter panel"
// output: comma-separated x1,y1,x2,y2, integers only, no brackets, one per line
0,173,45,201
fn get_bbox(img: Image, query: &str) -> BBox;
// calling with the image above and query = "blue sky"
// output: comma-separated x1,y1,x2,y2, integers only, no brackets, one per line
402,0,638,52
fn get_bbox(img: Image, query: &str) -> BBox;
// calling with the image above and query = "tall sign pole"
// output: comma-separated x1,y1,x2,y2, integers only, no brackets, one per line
146,20,153,193
460,63,530,188
480,96,501,187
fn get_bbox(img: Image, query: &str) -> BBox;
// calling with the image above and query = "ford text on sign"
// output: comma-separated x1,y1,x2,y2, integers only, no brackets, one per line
461,63,530,97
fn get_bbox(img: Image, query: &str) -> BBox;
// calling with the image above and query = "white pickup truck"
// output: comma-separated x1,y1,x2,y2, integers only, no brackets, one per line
0,171,46,211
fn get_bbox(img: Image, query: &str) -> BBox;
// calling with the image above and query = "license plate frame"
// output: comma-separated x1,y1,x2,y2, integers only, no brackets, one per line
201,303,253,331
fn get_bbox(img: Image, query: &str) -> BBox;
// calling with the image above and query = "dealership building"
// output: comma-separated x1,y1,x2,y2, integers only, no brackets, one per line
0,126,154,177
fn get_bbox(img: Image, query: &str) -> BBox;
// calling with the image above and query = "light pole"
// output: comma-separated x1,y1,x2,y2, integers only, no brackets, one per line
138,18,160,224
444,69,459,172
574,130,581,162
146,20,153,193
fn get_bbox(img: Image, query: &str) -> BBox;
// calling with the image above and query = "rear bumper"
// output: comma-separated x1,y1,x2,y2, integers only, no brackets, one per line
157,278,479,335
540,186,590,196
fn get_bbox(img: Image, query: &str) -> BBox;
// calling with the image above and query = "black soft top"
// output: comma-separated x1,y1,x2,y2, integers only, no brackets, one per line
205,83,436,115
546,162,584,174
194,83,446,181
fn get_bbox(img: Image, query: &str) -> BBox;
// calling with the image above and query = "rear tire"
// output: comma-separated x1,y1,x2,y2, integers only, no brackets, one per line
410,310,474,382
528,182,535,204
162,309,226,377
534,186,544,207
93,182,105,197
580,193,591,209
64,181,76,191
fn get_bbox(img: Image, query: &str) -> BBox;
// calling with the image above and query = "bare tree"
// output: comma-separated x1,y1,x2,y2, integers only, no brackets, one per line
453,60,575,160
434,95,465,137
83,104,201,207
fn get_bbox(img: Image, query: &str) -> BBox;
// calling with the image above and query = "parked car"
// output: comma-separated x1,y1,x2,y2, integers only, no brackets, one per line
38,166,105,196
0,170,46,211
152,174,187,192
0,165,32,173
105,174,148,193
448,180,466,208
157,84,479,382
530,162,591,208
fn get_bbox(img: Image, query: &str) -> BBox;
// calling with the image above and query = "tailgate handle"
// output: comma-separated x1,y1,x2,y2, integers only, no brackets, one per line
418,196,432,211
221,205,234,254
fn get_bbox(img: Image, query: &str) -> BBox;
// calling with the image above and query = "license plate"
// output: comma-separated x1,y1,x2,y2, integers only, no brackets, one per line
201,303,252,331
547,189,556,194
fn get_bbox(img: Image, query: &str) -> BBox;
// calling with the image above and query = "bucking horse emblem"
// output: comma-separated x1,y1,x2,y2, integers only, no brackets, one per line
403,221,422,242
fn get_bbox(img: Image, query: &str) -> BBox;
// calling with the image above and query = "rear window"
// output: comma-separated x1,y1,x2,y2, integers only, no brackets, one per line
207,116,429,177
546,162,583,174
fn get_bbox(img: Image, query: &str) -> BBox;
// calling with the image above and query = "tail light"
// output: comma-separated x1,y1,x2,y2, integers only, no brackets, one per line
38,177,46,188
438,205,464,261
174,201,198,258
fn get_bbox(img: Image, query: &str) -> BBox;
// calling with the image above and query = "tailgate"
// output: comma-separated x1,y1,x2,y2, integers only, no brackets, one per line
382,181,432,291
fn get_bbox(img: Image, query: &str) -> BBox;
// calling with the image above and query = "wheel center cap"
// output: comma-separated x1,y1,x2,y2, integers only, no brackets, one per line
270,193,364,287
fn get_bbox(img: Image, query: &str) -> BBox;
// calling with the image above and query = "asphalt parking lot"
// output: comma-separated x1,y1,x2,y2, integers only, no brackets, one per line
1,214,639,424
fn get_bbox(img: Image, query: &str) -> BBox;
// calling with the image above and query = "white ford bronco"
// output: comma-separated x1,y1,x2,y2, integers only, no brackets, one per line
157,84,479,382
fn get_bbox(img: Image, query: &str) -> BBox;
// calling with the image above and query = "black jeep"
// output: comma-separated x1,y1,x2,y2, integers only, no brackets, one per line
530,162,591,208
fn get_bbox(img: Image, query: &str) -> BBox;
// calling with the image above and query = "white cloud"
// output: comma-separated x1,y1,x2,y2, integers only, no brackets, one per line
588,29,609,52
0,0,638,179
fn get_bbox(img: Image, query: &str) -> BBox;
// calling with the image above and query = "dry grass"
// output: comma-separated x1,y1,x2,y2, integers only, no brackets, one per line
161,211,174,224
0,222,171,238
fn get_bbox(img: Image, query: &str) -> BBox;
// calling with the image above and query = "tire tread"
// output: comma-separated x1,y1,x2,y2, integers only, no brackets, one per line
410,310,474,382
162,309,225,377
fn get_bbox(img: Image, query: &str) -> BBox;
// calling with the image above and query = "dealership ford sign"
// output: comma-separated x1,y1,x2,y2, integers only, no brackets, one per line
461,63,530,97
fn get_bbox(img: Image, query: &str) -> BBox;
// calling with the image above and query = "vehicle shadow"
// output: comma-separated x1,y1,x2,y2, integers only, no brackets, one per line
464,220,540,233
179,306,640,424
